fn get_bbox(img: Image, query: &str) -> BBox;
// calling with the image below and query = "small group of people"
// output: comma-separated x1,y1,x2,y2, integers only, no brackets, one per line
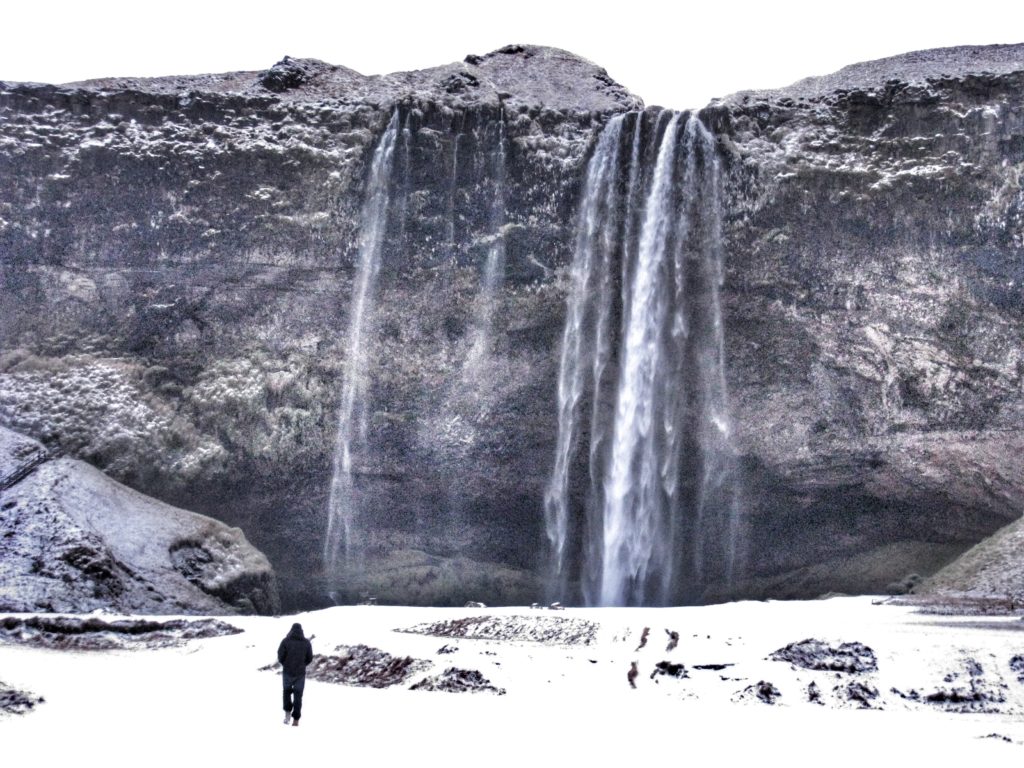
277,622,313,726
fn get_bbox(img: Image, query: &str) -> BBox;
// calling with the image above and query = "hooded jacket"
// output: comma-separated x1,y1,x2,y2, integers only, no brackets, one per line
277,623,313,677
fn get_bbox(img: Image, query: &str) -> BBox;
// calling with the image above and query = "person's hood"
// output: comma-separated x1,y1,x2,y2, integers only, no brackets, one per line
287,622,304,639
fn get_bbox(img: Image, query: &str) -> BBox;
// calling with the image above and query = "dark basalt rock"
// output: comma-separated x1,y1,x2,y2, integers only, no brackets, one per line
260,56,316,92
650,661,688,679
0,682,43,715
304,645,428,688
769,638,878,673
410,667,506,694
0,615,241,650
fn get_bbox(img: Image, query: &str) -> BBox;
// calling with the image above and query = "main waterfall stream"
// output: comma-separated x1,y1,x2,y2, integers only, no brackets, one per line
545,109,742,606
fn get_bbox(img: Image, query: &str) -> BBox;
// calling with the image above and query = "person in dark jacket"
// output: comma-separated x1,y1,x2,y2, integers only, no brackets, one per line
277,622,313,726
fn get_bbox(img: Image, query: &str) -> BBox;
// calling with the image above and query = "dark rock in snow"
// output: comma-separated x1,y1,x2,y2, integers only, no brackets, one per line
1010,654,1024,683
912,657,1010,713
0,682,43,715
650,661,688,680
305,644,428,688
665,629,679,651
745,680,781,704
807,681,823,705
399,614,597,645
769,638,878,673
410,667,505,694
0,615,241,650
838,680,881,708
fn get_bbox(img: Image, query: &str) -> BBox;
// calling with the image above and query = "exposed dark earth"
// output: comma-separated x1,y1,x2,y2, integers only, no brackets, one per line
1,42,1023,609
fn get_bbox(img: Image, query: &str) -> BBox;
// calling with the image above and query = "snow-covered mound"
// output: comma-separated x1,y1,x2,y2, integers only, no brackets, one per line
398,613,598,645
0,615,241,650
916,515,1024,607
0,426,279,614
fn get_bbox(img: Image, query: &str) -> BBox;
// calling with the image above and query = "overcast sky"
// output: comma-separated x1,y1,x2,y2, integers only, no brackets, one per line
3,0,1022,108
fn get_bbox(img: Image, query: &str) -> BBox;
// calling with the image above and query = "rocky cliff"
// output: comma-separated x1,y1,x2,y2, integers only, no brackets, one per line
0,427,279,613
0,43,1021,608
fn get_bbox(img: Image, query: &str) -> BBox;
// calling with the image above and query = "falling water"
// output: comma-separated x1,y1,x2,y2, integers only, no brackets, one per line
464,113,508,370
323,111,401,570
600,112,682,607
545,110,741,606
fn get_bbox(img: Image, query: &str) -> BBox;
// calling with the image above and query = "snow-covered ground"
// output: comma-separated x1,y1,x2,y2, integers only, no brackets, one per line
1,597,1023,766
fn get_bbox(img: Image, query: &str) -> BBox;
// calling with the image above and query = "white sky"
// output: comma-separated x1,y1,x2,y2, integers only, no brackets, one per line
2,0,1023,108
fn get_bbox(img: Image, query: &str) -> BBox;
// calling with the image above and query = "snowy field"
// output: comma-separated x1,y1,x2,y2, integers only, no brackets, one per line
2,596,1023,766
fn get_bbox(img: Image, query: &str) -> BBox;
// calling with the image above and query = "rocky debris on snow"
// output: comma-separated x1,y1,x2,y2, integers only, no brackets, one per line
636,627,650,650
693,663,734,671
892,657,1010,713
303,645,429,688
0,427,279,615
0,682,43,716
665,629,679,651
737,680,782,705
980,733,1013,743
399,614,597,646
464,601,486,608
0,615,240,650
839,681,881,709
1010,654,1024,683
650,661,688,680
769,639,878,673
627,661,639,689
807,681,823,705
437,644,459,655
410,667,506,695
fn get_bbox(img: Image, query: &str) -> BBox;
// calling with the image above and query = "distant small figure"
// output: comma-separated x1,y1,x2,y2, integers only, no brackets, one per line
627,661,639,689
665,629,679,652
635,627,650,651
278,622,313,726
464,601,487,608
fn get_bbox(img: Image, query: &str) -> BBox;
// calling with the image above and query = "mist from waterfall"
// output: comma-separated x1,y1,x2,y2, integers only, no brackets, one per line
545,109,742,607
323,110,401,571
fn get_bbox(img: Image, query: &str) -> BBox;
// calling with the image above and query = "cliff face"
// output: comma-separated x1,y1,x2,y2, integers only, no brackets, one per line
0,43,1021,608
709,44,1024,598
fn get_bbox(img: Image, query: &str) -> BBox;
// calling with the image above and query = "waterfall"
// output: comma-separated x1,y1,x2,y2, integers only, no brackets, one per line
323,110,401,571
546,110,741,606
464,112,508,371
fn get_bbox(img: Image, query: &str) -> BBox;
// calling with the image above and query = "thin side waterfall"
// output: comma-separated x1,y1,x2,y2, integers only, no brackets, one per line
323,111,401,571
688,118,742,585
464,113,508,370
545,110,741,606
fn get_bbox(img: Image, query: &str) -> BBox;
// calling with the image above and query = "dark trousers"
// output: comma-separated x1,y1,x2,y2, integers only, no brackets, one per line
283,673,306,720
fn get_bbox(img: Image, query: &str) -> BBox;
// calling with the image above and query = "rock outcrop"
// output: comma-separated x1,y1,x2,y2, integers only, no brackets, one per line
1,43,1022,607
0,427,279,614
706,43,1024,599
